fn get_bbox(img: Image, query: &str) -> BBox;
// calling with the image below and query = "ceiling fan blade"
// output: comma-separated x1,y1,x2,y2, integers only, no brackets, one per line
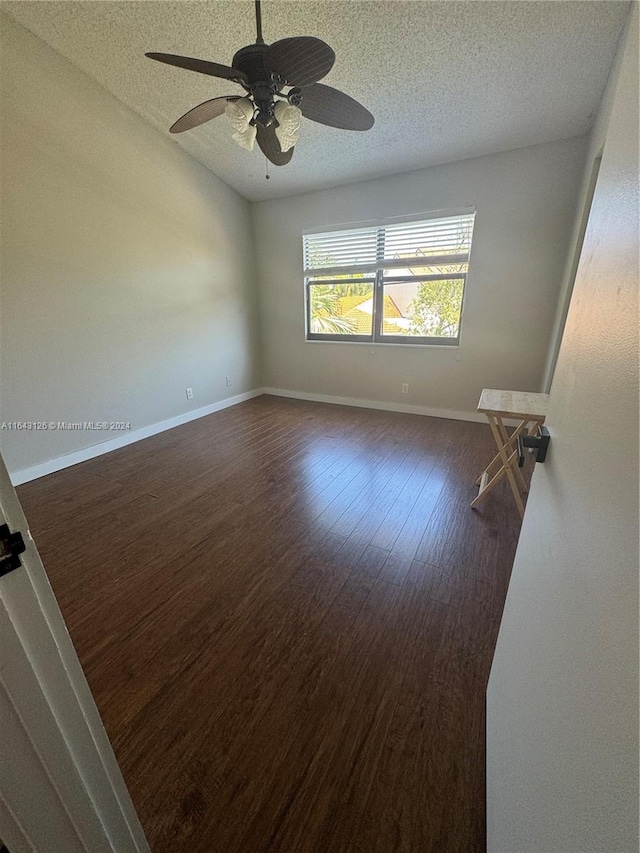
256,123,294,166
265,37,335,87
146,52,247,83
170,97,240,133
300,83,374,131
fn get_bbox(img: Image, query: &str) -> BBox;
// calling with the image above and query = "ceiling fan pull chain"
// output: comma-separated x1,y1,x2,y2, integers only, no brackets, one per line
265,154,270,180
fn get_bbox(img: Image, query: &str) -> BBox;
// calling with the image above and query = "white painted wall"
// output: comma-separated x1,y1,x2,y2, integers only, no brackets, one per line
542,10,629,391
252,136,587,414
487,4,639,851
0,14,261,474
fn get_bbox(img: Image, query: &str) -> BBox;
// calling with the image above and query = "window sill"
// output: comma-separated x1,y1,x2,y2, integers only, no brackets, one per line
304,338,461,349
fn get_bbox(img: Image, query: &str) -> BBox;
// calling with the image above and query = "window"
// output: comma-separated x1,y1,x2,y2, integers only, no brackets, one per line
304,212,475,345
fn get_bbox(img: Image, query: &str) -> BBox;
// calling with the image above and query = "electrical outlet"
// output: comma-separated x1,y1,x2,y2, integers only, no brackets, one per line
402,383,409,394
225,376,232,387
186,387,193,400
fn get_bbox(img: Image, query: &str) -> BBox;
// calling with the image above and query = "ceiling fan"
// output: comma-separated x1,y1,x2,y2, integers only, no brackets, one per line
146,0,374,167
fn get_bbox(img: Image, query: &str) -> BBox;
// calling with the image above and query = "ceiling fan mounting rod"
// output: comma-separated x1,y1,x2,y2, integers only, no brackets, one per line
255,0,264,45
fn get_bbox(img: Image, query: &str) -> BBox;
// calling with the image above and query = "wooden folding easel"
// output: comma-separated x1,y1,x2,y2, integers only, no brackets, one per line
471,389,549,518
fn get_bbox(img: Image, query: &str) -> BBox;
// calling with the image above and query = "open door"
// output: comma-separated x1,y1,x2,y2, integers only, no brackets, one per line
0,452,149,852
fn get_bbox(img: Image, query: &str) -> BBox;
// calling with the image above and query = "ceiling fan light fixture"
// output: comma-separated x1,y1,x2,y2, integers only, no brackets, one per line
274,100,302,152
225,96,257,150
233,123,258,151
225,96,254,128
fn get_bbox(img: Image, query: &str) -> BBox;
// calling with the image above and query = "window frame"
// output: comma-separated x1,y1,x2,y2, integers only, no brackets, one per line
305,276,376,343
304,211,475,346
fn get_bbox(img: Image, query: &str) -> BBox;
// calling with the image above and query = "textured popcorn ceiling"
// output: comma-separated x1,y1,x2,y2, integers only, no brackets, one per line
2,1,629,201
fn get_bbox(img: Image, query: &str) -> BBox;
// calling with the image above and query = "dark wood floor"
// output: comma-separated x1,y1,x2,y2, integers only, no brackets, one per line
17,396,524,853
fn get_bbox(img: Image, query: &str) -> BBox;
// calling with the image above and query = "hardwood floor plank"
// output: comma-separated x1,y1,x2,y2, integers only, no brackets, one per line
328,445,411,537
212,577,405,853
16,396,522,852
375,466,449,585
367,453,439,551
350,562,459,853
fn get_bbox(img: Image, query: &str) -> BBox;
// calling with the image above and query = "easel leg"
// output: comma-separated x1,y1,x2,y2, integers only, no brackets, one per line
487,415,524,518
475,419,530,485
497,417,528,492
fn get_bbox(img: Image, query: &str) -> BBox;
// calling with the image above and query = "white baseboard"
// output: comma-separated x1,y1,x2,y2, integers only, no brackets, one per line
10,389,264,486
11,385,516,486
262,387,493,424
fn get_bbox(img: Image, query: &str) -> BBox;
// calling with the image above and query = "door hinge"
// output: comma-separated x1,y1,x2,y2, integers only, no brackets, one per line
0,523,26,578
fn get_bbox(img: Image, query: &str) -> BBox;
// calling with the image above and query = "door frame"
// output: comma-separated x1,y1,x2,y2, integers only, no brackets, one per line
0,451,149,853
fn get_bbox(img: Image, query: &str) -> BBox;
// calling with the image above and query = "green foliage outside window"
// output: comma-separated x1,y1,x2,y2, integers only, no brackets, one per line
407,278,464,338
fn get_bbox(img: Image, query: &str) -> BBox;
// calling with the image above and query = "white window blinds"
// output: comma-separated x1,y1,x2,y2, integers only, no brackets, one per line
304,213,475,276
303,226,378,273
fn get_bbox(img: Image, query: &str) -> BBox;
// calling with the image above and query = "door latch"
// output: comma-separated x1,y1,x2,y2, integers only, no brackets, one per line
517,426,550,466
0,523,26,578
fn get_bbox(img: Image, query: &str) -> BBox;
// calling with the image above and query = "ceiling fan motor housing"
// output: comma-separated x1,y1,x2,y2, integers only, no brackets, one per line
231,44,284,127
232,43,273,86
233,43,284,126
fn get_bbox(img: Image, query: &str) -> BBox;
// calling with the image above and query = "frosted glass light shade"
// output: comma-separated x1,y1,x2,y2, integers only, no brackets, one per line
225,97,257,151
233,123,257,151
274,101,301,152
